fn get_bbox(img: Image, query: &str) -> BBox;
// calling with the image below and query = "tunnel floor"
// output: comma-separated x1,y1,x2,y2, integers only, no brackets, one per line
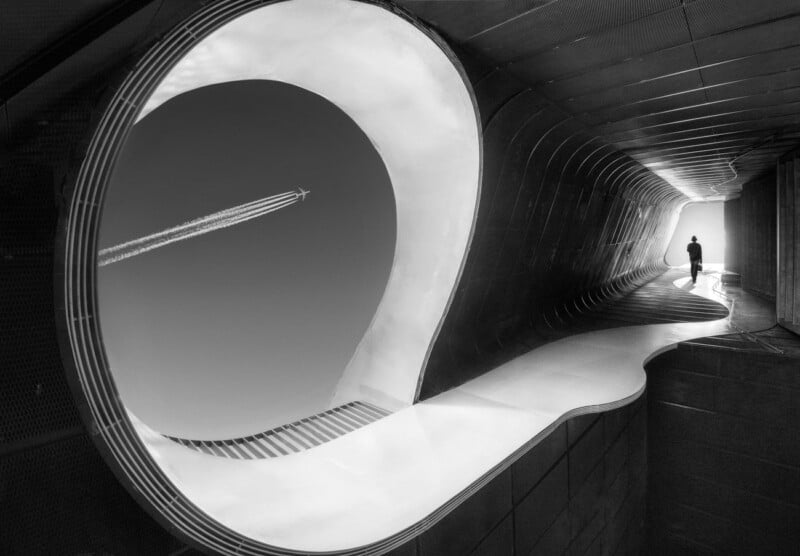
585,268,729,324
539,268,733,346
129,265,750,551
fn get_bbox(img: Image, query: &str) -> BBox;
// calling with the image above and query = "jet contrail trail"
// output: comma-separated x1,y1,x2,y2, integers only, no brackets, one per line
98,188,309,267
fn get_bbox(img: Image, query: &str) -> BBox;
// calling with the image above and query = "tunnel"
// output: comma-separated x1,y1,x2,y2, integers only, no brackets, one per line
2,1,799,555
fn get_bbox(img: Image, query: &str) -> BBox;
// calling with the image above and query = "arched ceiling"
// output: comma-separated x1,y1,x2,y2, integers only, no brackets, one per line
2,0,800,200
396,0,800,200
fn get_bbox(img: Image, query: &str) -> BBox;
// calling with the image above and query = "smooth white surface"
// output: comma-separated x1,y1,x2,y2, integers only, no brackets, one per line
133,276,731,552
136,0,481,410
665,201,725,265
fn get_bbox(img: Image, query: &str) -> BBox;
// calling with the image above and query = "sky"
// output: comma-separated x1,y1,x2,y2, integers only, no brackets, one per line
125,0,481,414
97,80,396,439
665,201,726,266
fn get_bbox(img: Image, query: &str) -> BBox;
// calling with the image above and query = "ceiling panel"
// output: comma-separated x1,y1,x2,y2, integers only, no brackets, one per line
508,8,690,83
703,68,800,102
372,2,800,198
614,123,800,150
685,0,800,39
560,70,704,113
580,67,800,126
394,1,557,42
602,104,800,141
534,44,699,100
624,138,754,155
700,44,800,85
694,15,800,65
578,89,710,126
465,0,678,63
6,0,799,202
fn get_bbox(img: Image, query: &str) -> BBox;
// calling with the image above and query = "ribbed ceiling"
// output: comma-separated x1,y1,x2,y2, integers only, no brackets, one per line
2,0,799,200
398,0,800,200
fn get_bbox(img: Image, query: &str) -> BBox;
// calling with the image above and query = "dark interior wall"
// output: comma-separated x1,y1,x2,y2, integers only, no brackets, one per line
0,3,211,556
646,341,800,554
723,197,741,274
0,125,197,555
420,56,685,399
724,170,777,300
385,397,647,556
778,149,800,335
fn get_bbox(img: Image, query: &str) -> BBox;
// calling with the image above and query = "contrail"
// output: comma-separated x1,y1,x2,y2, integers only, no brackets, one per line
98,188,309,267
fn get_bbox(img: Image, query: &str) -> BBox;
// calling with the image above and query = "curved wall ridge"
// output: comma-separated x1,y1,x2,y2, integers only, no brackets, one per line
420,62,687,400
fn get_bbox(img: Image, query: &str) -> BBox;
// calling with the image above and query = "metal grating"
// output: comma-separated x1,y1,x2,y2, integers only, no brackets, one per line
165,401,391,459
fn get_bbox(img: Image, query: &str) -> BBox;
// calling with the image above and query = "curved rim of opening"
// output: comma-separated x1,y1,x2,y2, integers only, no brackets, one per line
54,1,481,554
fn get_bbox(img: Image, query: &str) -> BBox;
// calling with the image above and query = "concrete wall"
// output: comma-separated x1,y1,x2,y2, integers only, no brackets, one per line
646,342,800,554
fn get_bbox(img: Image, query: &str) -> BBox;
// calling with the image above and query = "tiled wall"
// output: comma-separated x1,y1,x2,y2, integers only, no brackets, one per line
646,342,800,554
387,397,648,556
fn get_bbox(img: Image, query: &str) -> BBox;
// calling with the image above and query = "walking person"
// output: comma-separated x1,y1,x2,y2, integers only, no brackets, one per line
687,235,703,284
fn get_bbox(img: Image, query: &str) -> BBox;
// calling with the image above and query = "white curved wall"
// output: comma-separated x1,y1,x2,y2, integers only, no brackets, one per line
138,0,481,411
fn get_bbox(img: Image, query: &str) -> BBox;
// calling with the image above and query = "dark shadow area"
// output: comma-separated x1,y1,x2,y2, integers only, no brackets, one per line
382,397,648,556
645,327,800,554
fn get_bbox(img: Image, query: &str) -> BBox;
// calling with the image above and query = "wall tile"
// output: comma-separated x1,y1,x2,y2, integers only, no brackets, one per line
512,423,567,505
514,458,569,555
419,470,512,556
568,416,605,494
568,461,604,540
470,514,513,556
527,507,570,556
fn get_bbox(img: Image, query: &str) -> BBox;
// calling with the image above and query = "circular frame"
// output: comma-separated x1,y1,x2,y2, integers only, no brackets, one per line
55,1,481,554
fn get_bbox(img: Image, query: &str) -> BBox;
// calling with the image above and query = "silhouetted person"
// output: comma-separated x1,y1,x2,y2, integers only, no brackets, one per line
687,235,702,284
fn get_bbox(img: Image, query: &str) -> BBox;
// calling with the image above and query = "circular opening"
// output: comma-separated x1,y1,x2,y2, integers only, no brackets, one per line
58,0,481,553
98,79,396,440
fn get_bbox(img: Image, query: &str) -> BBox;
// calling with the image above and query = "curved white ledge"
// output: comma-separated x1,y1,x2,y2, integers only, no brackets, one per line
133,276,731,552
132,0,482,412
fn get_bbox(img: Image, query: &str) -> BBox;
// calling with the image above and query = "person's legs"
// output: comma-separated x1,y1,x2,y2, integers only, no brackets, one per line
690,260,698,283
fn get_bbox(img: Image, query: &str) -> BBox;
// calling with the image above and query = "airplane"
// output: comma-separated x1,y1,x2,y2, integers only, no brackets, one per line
297,187,310,201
